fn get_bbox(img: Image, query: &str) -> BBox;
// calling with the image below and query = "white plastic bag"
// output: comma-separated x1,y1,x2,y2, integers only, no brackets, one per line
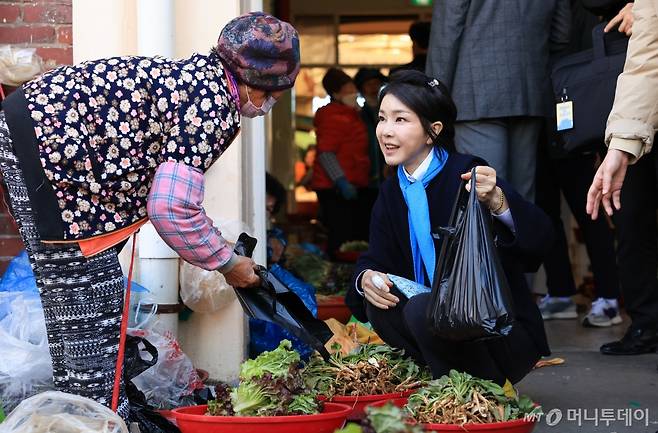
179,262,236,313
0,391,128,433
0,292,53,413
0,46,44,86
127,328,202,409
178,219,251,313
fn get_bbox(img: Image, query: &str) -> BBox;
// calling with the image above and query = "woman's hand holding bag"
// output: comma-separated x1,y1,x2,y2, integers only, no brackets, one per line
460,166,508,214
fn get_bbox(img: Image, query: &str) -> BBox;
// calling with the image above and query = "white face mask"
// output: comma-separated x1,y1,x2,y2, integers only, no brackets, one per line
241,88,277,118
339,92,359,109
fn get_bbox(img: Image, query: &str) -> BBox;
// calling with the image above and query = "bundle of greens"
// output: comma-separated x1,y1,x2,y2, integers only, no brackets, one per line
285,247,353,296
338,241,369,253
334,403,421,433
285,247,331,290
206,340,320,417
406,370,541,425
305,344,430,398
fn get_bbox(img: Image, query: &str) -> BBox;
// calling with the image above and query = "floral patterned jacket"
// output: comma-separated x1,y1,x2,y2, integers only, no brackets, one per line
10,52,240,241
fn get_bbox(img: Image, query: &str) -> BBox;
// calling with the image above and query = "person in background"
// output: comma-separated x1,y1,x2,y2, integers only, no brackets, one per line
390,21,432,75
536,0,630,327
348,71,553,384
354,68,388,219
251,172,316,360
266,172,287,265
0,12,300,418
310,68,370,258
295,144,316,189
426,0,571,202
586,0,658,356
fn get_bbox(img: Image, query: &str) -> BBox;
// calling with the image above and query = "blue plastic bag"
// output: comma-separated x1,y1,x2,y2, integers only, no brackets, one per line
249,318,314,359
249,264,318,359
270,264,317,315
0,250,38,293
299,242,325,258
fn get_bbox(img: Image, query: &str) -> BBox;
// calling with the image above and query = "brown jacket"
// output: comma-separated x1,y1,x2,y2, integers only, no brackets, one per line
606,0,658,161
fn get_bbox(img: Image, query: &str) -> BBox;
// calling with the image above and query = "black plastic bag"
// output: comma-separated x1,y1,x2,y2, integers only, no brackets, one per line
427,168,515,341
124,335,182,433
191,386,215,405
233,233,333,360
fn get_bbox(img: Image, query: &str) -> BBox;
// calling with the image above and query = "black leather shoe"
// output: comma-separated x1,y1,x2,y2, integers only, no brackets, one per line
600,326,658,355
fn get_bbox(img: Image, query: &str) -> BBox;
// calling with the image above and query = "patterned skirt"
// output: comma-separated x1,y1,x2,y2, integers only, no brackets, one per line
0,112,129,418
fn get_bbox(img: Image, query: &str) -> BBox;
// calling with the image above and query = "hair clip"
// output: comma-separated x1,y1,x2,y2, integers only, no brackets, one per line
428,79,439,88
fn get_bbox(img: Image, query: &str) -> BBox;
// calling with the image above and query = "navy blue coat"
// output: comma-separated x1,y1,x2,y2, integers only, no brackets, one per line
349,153,552,356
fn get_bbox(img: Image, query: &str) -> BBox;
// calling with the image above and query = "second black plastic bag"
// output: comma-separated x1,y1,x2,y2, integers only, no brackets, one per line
427,168,515,341
124,335,181,433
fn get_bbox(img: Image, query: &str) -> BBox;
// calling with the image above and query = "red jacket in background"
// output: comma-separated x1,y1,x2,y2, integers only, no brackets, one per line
310,102,371,190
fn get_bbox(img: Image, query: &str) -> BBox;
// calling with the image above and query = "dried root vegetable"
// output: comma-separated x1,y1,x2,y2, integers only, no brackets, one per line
304,344,430,398
406,370,541,425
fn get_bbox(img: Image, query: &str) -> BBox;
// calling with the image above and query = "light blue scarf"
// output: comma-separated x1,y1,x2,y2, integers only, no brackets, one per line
398,147,448,286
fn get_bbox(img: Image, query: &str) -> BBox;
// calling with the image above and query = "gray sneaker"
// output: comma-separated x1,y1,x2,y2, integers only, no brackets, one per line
538,296,578,320
582,298,623,327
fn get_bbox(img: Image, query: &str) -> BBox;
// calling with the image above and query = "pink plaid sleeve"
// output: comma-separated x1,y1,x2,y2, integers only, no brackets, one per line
147,161,235,271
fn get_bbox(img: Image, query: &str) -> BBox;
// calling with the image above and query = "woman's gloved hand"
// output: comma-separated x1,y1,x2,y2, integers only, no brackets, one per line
335,177,358,200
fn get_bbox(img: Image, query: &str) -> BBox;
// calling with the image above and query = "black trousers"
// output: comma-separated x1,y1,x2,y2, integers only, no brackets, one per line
365,288,541,385
316,188,374,258
613,146,658,328
535,148,620,298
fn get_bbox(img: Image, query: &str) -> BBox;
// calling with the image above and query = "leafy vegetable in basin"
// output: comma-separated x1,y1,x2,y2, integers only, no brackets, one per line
206,340,320,416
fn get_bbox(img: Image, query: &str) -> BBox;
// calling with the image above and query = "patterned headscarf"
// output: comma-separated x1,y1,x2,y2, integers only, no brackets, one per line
217,12,300,91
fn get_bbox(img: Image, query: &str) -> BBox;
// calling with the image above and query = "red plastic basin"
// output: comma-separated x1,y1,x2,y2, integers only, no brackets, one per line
334,251,362,263
368,398,537,433
316,295,352,323
156,409,178,426
321,389,418,420
172,402,352,433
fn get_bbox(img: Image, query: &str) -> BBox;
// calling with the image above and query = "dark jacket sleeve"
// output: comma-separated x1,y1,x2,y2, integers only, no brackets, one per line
425,0,470,88
346,191,399,321
492,178,555,272
550,0,572,53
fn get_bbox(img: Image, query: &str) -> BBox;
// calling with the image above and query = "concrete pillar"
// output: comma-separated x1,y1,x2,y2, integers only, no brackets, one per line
137,0,174,57
173,0,266,382
72,0,137,62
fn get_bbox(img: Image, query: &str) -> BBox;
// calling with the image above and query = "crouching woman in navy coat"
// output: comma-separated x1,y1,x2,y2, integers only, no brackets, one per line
348,70,554,385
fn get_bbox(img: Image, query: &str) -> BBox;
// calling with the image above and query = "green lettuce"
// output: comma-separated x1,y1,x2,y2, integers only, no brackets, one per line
240,340,300,380
230,381,273,416
288,394,319,415
366,403,421,433
213,340,319,417
333,424,363,433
